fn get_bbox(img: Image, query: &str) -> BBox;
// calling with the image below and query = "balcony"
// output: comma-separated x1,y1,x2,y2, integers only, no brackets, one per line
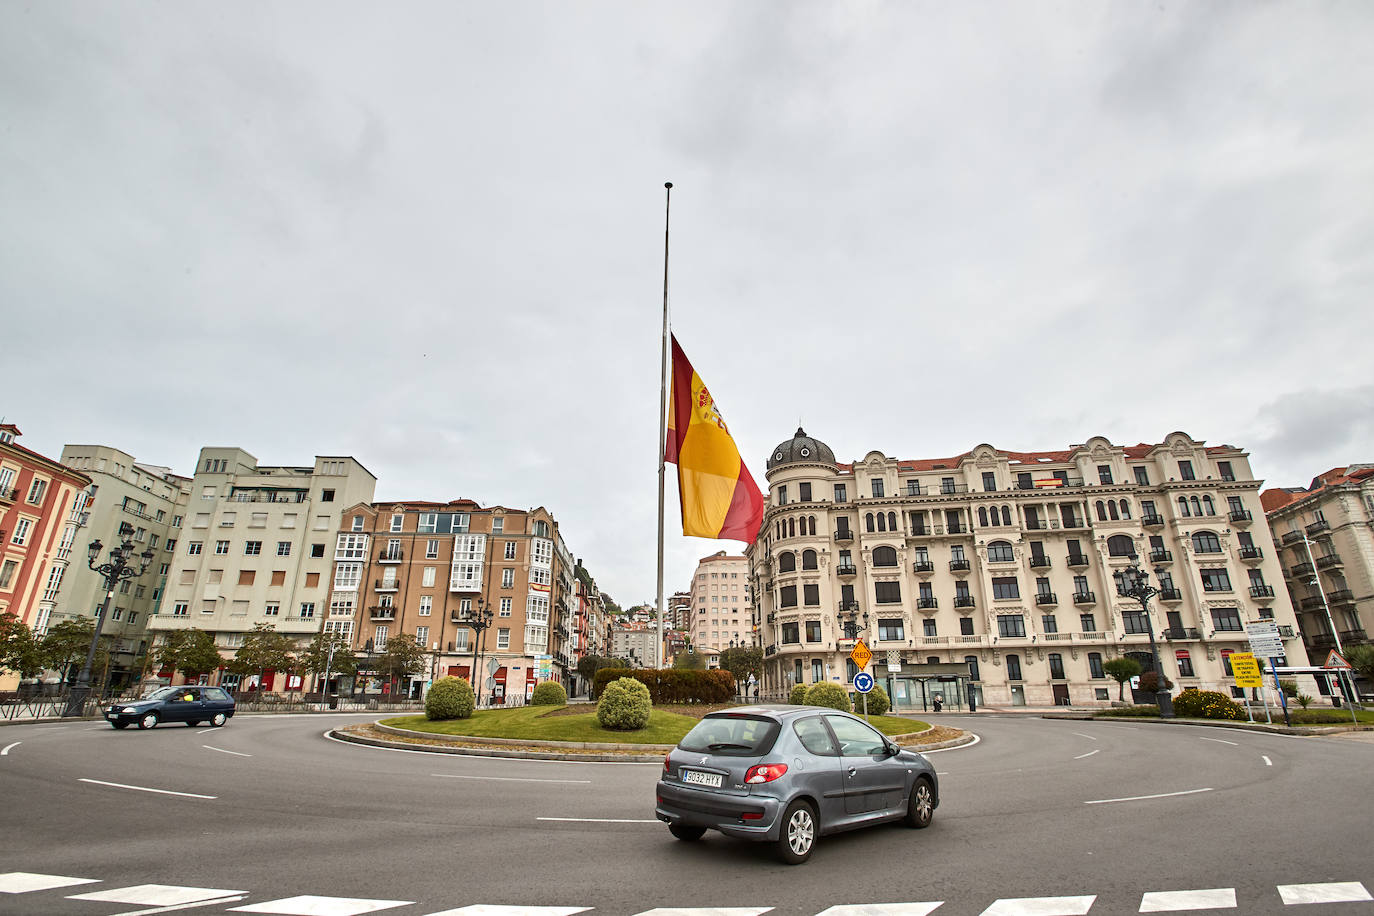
938,483,969,495
946,523,967,534
1035,592,1058,606
1328,588,1355,604
0,487,18,505
836,564,857,577
913,560,935,575
1141,514,1164,528
368,607,396,620
1159,588,1183,602
1029,555,1052,569
838,600,860,613
954,595,975,609
1249,584,1275,599
374,579,399,592
902,485,926,497
1072,591,1096,605
1307,631,1339,650
917,597,939,610
1163,627,1200,640
834,529,854,543
1289,562,1314,579
377,549,404,564
1239,545,1263,561
1300,595,1327,611
1229,509,1253,524
1340,628,1368,644
1149,548,1173,564
949,558,971,573
1316,553,1343,571
1305,519,1330,535
1066,553,1089,568
1279,625,1295,637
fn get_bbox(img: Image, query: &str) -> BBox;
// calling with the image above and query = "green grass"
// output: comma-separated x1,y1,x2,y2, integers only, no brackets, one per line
382,706,933,744
1095,705,1374,725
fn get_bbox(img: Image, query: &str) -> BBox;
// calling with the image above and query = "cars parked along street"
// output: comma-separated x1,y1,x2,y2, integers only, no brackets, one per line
655,705,939,864
105,685,236,730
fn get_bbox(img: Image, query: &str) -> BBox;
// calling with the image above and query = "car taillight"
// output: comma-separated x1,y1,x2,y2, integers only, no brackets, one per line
744,763,788,784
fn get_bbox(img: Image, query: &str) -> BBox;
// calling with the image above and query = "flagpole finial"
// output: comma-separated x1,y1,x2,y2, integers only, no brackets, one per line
665,182,672,189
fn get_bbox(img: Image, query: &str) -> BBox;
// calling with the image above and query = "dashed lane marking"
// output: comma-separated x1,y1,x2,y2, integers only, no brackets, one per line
230,895,413,915
432,773,590,784
1084,787,1212,805
202,745,252,757
816,904,943,915
68,884,245,906
1262,755,1273,766
1199,737,1239,746
1072,733,1098,741
78,778,216,800
537,817,659,824
1276,882,1372,905
0,872,100,893
630,910,773,916
1139,888,1236,911
1073,749,1100,760
980,896,1095,915
423,907,590,915
104,895,247,915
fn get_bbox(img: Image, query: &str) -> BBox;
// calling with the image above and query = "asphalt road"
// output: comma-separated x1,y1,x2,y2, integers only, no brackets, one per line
1,712,1370,916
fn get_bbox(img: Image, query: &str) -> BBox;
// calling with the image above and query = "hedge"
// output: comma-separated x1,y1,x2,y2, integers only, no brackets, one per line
592,667,734,704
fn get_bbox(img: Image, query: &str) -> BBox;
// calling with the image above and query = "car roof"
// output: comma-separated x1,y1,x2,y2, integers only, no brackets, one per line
704,705,851,721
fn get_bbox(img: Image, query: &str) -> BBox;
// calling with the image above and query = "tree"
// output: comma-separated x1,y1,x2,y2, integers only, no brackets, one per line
718,646,763,693
298,632,358,692
376,633,427,692
228,623,297,691
1103,656,1142,701
40,619,109,687
157,629,224,680
673,649,705,670
0,612,44,679
1344,644,1374,690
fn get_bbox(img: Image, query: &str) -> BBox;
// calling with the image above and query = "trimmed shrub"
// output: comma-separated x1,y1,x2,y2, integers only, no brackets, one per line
1137,670,1174,692
425,676,475,720
853,684,889,716
592,667,734,704
1094,705,1161,718
530,681,567,706
788,684,808,705
596,677,652,730
1288,708,1357,724
1172,689,1244,720
805,682,851,712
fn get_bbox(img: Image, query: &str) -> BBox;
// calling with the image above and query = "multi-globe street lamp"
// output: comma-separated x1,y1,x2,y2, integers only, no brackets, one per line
457,598,495,706
64,522,154,717
1116,562,1174,718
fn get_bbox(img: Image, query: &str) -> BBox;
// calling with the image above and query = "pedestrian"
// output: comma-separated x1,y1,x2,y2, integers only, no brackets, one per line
933,694,943,713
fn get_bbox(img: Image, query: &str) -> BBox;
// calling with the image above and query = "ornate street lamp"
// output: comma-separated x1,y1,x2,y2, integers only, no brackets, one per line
64,522,154,717
457,598,495,707
1117,562,1173,718
835,609,869,640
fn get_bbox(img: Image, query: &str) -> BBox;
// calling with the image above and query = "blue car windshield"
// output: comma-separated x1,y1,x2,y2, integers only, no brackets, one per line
679,715,780,756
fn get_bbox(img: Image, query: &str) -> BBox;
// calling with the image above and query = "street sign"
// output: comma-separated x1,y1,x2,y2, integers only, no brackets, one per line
885,649,901,673
1245,621,1284,659
853,672,875,694
1326,650,1352,669
850,638,872,670
1229,652,1263,688
487,658,500,675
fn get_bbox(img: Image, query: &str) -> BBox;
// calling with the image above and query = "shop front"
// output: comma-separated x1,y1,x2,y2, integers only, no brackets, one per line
882,661,978,713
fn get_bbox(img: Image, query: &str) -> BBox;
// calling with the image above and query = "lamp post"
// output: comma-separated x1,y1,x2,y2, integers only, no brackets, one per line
835,608,869,640
458,598,494,707
64,523,154,717
1117,562,1173,718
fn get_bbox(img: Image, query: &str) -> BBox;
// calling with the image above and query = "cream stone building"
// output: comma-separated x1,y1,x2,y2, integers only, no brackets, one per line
1262,465,1373,694
688,550,750,653
57,445,192,688
749,429,1308,710
147,447,376,688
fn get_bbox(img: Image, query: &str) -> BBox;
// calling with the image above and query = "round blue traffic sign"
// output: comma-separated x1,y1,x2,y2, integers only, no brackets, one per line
853,672,874,693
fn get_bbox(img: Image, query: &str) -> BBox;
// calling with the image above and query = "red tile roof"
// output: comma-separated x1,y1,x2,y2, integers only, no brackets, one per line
1260,465,1374,514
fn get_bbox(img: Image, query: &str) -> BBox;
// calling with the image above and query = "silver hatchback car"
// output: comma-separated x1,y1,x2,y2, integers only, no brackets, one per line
655,705,939,864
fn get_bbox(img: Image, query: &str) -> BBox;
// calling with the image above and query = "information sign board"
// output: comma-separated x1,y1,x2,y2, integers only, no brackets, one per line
1245,621,1284,659
850,638,872,670
1229,652,1263,688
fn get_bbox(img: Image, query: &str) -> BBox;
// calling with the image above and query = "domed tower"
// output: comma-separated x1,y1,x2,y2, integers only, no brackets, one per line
766,427,837,481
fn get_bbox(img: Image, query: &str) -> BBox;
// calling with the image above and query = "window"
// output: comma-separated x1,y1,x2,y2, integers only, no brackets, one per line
1133,466,1149,485
1080,614,1096,632
305,572,319,588
1049,653,1065,679
351,515,364,531
1178,460,1195,481
778,552,796,573
1042,614,1058,633
802,549,818,570
798,482,812,502
1217,461,1234,481
499,597,512,616
501,568,515,588
878,618,904,641
997,615,1026,638
1088,653,1104,678
265,602,280,616
321,489,335,502
874,581,902,604
171,601,189,617
418,596,432,616
777,485,788,506
1176,650,1194,677
299,602,316,619
803,584,819,606
988,541,1014,562
415,625,429,647
871,479,884,498
965,655,980,680
330,598,353,617
1210,608,1243,632
276,541,291,556
10,518,32,545
991,577,1020,600
923,618,937,637
237,570,255,587
504,541,517,560
418,566,435,588
215,540,230,555
333,563,361,591
805,620,822,642
779,585,797,608
1006,654,1022,680
390,514,404,532
1123,611,1150,634
982,471,997,491
165,539,176,552
872,546,897,567
1200,568,1232,592
960,617,975,636
833,484,847,503
244,541,262,555
781,622,800,644
26,478,47,504
1106,535,1135,558
373,625,388,650
1191,531,1222,554
1097,465,1113,485
426,539,439,559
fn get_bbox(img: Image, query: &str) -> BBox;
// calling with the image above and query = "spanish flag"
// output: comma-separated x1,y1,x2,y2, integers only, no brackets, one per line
665,335,765,542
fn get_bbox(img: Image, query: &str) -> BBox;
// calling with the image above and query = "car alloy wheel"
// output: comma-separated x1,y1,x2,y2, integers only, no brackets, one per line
905,778,934,829
138,712,158,730
777,800,816,864
211,712,227,727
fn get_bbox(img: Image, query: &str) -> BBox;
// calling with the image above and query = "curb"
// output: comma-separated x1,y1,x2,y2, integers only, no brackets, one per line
1044,712,1373,737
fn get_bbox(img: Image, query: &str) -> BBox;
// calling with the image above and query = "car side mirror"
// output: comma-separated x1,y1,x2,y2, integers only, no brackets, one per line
887,743,901,756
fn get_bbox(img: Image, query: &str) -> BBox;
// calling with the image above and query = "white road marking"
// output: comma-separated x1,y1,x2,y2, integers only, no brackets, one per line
0,741,20,756
1072,733,1098,741
1093,724,1137,731
103,895,247,915
1276,882,1372,905
631,910,773,916
0,872,100,893
1139,888,1236,911
1199,737,1239,746
202,745,252,757
980,896,1095,915
78,778,216,800
432,773,589,784
34,725,69,730
537,816,659,824
196,729,218,735
1262,755,1273,766
923,732,980,753
1085,787,1213,805
816,904,944,915
230,895,413,915
424,907,591,916
70,885,245,906
1073,749,1100,760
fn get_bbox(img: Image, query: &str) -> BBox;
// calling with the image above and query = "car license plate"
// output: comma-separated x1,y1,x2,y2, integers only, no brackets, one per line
682,769,722,788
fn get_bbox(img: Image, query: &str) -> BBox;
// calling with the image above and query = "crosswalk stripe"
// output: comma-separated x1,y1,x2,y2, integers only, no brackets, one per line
980,896,1096,916
0,872,101,894
631,909,773,916
423,907,590,915
229,896,414,915
1139,888,1235,911
1276,882,1372,905
69,884,246,906
816,905,943,915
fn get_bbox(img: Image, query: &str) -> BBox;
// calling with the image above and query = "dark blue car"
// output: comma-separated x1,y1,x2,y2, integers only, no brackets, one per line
105,685,236,729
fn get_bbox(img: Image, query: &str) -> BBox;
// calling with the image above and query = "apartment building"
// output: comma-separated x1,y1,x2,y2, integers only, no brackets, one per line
148,448,376,688
609,621,660,668
326,500,569,701
1261,465,1373,690
689,550,750,652
0,425,91,675
749,428,1307,709
57,445,192,688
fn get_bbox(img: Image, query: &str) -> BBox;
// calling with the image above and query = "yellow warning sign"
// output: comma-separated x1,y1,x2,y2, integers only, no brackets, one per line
850,638,872,670
1229,652,1263,688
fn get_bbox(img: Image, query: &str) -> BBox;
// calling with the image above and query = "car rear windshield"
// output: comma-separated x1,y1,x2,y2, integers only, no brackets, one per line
679,715,781,756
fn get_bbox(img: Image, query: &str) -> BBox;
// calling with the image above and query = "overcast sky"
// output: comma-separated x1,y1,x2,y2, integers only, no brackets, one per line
4,2,1372,609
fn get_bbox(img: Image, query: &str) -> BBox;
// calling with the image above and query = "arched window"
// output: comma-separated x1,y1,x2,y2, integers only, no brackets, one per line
1108,501,1119,520
1178,497,1190,517
978,507,989,526
808,516,817,536
1191,531,1222,554
872,546,898,567
1119,499,1131,520
1191,496,1202,516
777,552,796,573
865,513,875,533
1002,506,1012,526
1107,534,1136,558
876,513,887,532
802,549,818,570
988,540,1014,562
1096,500,1108,521
1202,496,1214,516
788,518,796,538
887,512,897,532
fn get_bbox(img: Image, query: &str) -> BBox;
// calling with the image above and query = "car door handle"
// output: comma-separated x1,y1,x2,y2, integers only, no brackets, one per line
847,767,857,777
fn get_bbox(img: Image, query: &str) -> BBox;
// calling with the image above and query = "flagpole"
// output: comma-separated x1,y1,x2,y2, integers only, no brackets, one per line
656,181,672,669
